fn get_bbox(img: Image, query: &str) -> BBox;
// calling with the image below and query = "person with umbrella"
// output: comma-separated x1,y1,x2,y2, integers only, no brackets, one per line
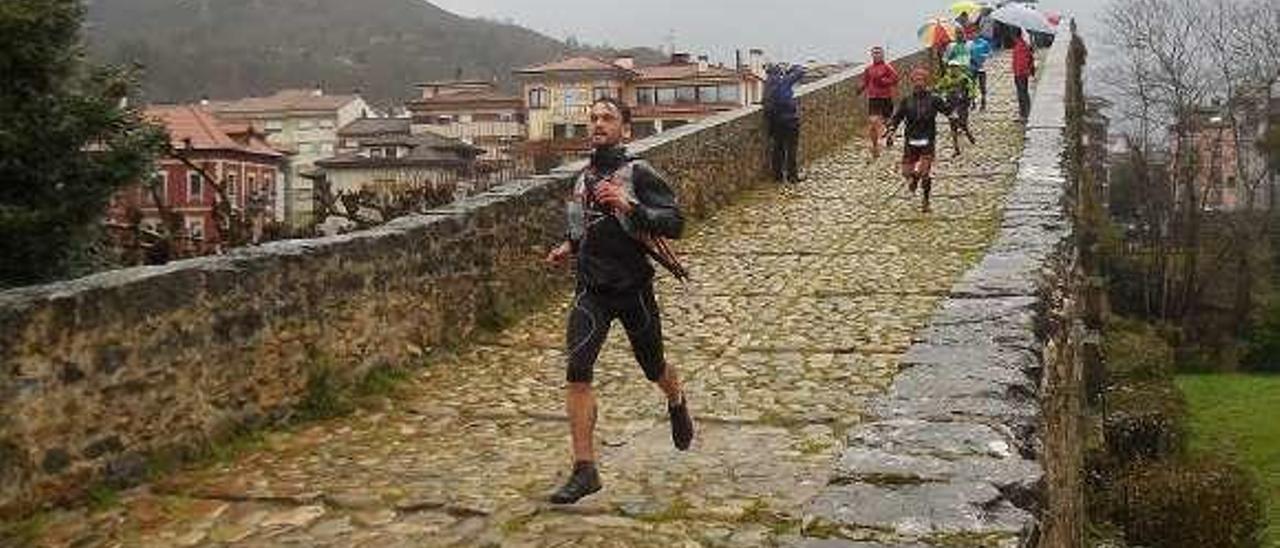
884,67,956,213
919,18,954,71
1012,31,1036,121
857,46,900,162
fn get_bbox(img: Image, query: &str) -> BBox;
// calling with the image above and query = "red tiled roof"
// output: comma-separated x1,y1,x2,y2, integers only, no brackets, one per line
409,89,522,106
517,56,635,75
633,64,745,82
207,89,361,114
146,105,283,158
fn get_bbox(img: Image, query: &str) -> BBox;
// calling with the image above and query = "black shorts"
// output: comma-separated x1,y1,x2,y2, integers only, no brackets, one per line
902,144,935,166
868,98,894,118
565,283,666,384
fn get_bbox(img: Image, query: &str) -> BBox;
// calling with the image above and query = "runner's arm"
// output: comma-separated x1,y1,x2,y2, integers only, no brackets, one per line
630,162,686,239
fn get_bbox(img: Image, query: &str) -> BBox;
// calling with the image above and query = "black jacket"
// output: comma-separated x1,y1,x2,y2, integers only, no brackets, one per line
571,146,684,292
888,90,954,148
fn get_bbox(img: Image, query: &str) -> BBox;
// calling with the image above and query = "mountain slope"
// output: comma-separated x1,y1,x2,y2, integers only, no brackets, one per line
84,0,656,105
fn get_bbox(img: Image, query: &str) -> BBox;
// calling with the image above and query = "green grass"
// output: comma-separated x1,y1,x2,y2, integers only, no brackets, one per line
1176,374,1280,546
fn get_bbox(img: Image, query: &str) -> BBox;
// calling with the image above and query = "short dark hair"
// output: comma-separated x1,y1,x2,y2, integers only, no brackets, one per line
591,96,632,125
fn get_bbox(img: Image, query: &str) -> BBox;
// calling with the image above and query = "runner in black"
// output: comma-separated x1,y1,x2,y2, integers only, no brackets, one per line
544,97,693,505
884,67,955,213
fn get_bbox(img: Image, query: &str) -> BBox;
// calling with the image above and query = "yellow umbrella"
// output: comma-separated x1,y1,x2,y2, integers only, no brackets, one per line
950,0,983,18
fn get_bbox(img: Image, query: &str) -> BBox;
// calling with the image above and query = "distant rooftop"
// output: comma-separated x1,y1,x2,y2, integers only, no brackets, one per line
516,56,636,76
338,117,411,137
207,89,362,115
146,105,282,158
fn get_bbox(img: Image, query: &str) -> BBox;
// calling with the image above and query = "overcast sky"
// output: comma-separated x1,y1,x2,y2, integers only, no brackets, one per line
431,0,1113,66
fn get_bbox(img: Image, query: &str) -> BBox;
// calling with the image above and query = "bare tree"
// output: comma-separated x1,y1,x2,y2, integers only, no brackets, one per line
1102,0,1280,351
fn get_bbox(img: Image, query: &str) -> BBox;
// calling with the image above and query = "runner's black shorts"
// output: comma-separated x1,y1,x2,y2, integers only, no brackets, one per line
565,282,666,384
868,98,894,118
902,144,936,166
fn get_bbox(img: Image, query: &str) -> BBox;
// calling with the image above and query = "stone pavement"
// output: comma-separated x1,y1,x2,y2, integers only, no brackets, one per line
30,60,1025,547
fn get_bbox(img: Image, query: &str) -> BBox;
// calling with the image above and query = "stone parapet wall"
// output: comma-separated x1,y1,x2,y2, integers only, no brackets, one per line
0,50,930,517
802,30,1085,546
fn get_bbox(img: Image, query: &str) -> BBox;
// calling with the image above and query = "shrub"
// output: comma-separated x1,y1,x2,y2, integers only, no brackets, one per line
1104,317,1176,381
1100,456,1265,548
1242,297,1280,373
1104,377,1187,462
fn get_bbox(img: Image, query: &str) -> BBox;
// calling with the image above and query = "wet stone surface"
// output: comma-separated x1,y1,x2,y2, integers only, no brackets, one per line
30,62,1028,547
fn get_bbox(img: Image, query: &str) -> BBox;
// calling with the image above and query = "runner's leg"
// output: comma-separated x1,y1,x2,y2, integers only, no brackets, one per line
565,289,613,463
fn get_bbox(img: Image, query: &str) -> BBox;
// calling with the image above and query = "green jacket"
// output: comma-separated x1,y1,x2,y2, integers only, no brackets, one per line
936,66,978,99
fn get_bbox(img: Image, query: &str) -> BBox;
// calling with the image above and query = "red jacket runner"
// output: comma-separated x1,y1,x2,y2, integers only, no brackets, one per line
861,62,900,100
1013,39,1035,78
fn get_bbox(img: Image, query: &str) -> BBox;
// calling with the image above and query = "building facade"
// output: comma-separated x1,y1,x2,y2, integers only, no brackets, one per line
516,53,763,161
406,81,525,168
107,105,284,259
208,89,371,228
313,131,482,231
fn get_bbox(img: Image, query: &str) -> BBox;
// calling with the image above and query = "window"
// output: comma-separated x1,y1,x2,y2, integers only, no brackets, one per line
499,112,514,122
148,170,167,205
225,172,237,203
553,124,567,139
264,120,283,132
247,173,257,193
299,119,316,130
697,85,719,103
187,171,203,203
563,88,585,108
529,87,550,109
185,216,205,241
718,84,741,104
656,87,677,105
319,119,335,129
676,87,697,104
573,124,588,138
636,87,656,106
592,87,616,101
436,115,455,125
633,121,658,139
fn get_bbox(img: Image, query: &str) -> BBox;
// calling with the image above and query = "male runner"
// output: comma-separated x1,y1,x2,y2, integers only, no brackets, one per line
856,46,900,161
885,68,955,213
544,97,693,504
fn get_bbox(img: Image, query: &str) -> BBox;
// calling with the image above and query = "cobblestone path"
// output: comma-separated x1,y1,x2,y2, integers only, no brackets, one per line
33,59,1025,548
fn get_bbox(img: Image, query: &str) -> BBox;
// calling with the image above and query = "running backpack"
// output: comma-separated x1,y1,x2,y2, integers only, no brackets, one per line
573,162,690,282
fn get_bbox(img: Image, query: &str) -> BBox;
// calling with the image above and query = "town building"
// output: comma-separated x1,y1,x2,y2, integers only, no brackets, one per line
516,52,765,162
1173,98,1274,212
106,105,284,258
313,128,482,231
207,89,371,228
406,80,525,169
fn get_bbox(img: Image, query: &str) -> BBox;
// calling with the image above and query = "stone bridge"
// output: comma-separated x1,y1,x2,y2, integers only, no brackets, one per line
1,27,1088,548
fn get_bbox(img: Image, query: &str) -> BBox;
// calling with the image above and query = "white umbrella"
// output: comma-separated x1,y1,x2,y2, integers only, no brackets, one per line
990,3,1054,34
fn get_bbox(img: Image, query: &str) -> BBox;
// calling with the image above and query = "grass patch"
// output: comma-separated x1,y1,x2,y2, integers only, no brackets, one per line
0,513,46,547
86,484,120,512
356,364,411,399
637,496,693,524
1177,374,1280,546
796,437,833,455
